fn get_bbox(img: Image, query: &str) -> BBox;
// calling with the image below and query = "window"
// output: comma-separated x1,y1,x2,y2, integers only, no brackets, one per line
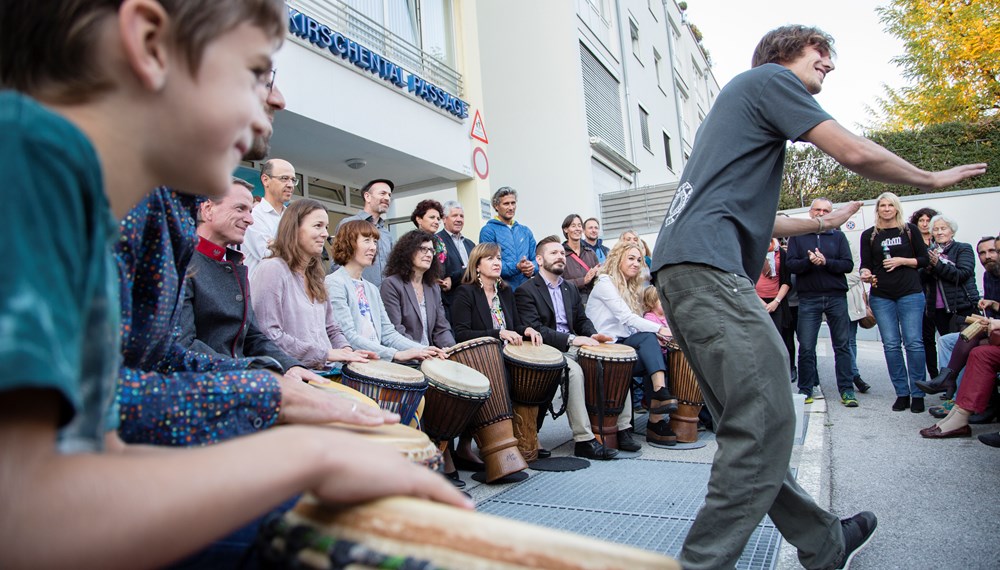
663,132,673,170
580,43,627,157
639,105,651,152
653,48,663,88
629,18,640,59
420,0,455,66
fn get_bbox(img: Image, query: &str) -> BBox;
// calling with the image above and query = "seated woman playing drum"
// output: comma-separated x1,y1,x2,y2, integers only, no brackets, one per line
251,199,377,370
325,220,446,364
586,241,678,446
450,243,543,468
380,230,456,349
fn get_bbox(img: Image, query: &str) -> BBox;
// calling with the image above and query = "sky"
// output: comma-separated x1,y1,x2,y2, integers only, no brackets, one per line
683,0,907,134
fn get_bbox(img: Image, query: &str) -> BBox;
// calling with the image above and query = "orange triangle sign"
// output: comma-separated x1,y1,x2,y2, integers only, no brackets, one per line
470,109,489,144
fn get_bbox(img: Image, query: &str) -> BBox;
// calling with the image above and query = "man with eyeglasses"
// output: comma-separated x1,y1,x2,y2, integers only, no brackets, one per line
786,197,858,407
244,157,298,277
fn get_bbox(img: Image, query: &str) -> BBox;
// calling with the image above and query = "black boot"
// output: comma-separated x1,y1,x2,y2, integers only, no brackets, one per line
916,368,956,396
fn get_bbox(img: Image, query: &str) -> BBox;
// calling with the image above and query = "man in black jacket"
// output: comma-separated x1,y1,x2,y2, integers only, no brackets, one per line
786,198,857,407
437,200,475,319
515,236,638,459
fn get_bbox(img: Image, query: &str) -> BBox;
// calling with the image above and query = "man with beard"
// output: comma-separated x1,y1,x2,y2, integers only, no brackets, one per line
515,236,633,460
331,179,395,286
917,235,1000,403
244,157,298,277
583,217,609,264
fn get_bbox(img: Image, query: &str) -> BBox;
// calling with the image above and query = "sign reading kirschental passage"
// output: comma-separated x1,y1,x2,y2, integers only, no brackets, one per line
288,7,469,120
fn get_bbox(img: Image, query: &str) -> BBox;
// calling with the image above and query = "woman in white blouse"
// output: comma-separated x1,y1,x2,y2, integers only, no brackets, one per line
586,241,678,446
325,220,445,363
251,199,375,370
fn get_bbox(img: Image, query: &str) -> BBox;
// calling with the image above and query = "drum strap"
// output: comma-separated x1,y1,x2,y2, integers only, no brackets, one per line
547,367,569,420
596,359,607,435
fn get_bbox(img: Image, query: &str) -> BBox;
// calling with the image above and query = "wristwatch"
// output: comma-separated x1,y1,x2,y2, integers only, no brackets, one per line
566,334,577,349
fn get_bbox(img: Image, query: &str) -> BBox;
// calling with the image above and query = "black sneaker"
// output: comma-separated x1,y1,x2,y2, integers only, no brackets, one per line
646,420,677,447
649,386,679,414
909,397,925,414
836,511,877,569
891,396,910,411
852,375,871,393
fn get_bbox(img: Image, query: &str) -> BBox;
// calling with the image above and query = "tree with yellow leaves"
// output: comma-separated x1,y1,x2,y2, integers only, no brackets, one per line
870,0,999,130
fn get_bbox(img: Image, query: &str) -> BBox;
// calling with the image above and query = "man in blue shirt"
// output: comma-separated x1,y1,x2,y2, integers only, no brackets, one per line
479,186,537,289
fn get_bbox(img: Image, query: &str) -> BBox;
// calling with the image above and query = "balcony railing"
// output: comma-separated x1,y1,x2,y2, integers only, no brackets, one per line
290,0,464,97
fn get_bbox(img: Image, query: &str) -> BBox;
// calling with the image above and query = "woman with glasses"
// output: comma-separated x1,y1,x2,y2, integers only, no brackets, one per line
381,231,456,351
860,193,930,413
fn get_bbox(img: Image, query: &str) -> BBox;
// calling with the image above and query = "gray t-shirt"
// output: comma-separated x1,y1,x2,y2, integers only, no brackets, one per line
651,63,832,280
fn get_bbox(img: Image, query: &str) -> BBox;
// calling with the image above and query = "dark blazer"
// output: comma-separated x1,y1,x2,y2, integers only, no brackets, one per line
451,282,527,342
380,274,456,348
179,245,300,371
515,274,597,351
436,229,475,308
920,240,980,314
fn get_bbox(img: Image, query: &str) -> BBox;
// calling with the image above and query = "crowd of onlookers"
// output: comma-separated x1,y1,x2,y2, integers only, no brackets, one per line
755,193,999,446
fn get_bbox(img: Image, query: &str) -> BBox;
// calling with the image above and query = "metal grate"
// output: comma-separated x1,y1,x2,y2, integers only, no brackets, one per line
478,458,784,570
581,43,627,158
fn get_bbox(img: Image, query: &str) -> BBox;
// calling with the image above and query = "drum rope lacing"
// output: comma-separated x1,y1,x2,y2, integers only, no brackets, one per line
255,514,443,570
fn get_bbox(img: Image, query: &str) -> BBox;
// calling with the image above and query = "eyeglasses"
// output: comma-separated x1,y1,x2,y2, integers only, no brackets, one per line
417,246,435,255
265,68,277,95
267,174,298,187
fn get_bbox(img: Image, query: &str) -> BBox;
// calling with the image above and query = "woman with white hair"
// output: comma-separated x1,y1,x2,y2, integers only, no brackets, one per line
860,192,930,413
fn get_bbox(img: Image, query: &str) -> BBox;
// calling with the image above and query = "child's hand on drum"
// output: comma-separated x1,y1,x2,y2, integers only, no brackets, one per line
310,431,475,510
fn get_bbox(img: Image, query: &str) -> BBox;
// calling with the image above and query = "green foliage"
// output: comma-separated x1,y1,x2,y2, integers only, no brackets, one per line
870,0,1000,129
779,119,999,210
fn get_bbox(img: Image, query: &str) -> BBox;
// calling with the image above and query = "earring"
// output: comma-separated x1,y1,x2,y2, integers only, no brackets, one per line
476,269,484,289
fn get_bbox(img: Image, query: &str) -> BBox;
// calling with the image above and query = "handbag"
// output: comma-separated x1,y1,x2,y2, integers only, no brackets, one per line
858,292,877,329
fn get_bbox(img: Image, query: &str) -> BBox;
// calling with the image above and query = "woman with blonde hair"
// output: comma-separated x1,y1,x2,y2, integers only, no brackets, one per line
586,242,677,446
860,192,930,412
251,200,376,369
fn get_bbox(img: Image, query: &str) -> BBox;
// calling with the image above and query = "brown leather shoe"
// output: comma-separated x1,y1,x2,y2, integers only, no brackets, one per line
919,424,972,439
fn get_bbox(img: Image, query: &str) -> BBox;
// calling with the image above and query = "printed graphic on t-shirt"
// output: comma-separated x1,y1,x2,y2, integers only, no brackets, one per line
664,181,693,227
881,236,902,247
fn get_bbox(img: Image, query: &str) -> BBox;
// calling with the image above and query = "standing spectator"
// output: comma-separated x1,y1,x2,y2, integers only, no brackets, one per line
845,270,874,393
250,200,376,370
910,207,940,376
787,198,857,407
860,192,930,413
560,214,601,299
584,217,610,263
756,238,796,394
479,186,537,289
332,179,395,286
437,200,475,318
921,214,980,337
244,158,296,277
411,199,448,267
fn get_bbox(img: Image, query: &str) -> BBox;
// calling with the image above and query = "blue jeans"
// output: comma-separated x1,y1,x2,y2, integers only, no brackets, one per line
869,292,926,397
796,295,853,394
936,332,966,388
848,320,860,378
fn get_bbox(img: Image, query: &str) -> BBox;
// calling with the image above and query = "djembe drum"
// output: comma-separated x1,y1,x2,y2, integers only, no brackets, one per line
324,422,443,472
503,343,566,462
259,496,681,570
447,337,528,482
419,359,491,445
578,343,636,450
665,340,704,444
340,361,428,426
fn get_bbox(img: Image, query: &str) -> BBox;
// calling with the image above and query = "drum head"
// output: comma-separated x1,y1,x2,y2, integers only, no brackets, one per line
327,422,438,464
579,343,637,360
503,343,565,366
420,359,491,396
447,336,501,354
345,360,426,384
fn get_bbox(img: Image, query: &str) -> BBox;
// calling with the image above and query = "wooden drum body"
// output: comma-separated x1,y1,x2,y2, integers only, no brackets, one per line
419,359,491,443
579,344,636,450
340,361,428,426
259,496,681,570
447,337,528,482
503,343,566,462
665,341,704,444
